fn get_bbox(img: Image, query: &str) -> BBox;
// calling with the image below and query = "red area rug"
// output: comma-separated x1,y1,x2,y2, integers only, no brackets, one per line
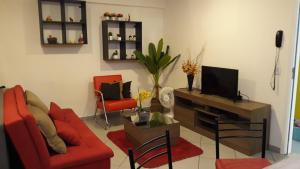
107,130,203,168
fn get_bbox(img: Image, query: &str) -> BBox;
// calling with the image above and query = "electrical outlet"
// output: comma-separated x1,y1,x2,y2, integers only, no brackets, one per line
275,67,280,75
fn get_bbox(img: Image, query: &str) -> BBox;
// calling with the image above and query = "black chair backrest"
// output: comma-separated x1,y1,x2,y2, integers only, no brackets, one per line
215,119,267,159
128,130,173,169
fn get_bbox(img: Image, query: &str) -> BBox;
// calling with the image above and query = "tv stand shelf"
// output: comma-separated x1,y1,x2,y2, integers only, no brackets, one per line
174,88,271,155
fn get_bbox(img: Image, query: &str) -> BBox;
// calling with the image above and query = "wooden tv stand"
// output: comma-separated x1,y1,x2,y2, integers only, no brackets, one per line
174,88,271,155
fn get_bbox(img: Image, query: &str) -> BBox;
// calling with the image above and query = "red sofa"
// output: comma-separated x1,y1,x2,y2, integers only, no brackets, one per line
3,85,114,169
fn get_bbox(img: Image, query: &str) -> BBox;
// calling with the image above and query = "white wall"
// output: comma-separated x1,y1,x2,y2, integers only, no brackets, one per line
0,0,165,117
87,0,166,9
0,60,5,85
0,44,5,85
164,0,299,152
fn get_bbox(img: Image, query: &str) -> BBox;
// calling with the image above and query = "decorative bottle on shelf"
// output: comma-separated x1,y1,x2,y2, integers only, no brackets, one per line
108,32,113,40
111,50,119,60
47,35,57,44
104,12,110,20
78,34,84,44
111,13,116,20
117,34,122,41
131,54,136,59
46,16,52,22
69,17,74,22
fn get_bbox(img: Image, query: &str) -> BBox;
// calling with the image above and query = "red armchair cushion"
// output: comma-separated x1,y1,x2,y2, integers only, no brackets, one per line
96,98,137,112
54,120,81,146
49,102,65,121
215,158,271,169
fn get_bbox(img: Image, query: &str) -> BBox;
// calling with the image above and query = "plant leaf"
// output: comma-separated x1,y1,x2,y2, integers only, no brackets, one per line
162,54,181,70
158,55,171,69
134,51,145,62
148,43,157,63
165,45,170,55
156,39,163,61
145,56,157,74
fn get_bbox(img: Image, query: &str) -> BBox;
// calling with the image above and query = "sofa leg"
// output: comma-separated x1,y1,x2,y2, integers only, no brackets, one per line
103,110,110,130
94,106,98,120
105,122,111,130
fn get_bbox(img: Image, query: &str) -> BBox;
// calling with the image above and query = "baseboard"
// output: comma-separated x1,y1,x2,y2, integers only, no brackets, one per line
269,144,281,153
80,115,94,120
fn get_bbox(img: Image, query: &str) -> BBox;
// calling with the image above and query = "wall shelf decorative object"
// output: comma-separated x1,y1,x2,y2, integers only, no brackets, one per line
38,0,88,47
102,20,142,61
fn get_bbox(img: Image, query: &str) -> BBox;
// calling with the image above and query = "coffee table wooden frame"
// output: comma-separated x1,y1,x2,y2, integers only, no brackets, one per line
124,117,180,148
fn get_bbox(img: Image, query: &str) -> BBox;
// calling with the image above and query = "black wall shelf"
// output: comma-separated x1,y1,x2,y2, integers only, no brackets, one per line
102,20,142,61
38,0,88,47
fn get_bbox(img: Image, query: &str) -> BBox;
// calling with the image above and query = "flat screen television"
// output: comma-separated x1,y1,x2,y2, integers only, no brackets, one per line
201,66,239,100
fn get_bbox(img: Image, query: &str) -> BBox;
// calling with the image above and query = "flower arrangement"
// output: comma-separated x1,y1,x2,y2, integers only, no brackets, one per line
135,89,152,111
181,52,203,91
182,58,199,75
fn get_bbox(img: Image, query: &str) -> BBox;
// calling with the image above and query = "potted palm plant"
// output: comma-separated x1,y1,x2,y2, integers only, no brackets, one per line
134,38,180,112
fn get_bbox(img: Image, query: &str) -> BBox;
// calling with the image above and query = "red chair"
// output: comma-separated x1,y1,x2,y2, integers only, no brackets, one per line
93,75,137,129
215,119,271,169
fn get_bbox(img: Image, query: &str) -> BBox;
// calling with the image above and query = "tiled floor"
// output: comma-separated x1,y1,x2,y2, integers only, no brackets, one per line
83,116,285,169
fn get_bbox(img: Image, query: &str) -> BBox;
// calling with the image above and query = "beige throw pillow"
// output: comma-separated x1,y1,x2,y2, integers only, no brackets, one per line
27,104,67,154
25,90,49,113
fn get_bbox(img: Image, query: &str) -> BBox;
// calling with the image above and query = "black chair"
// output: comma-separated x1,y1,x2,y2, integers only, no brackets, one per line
215,118,271,169
128,130,173,169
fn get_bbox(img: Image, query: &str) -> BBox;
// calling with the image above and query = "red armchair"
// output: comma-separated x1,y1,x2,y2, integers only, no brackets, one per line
93,75,137,129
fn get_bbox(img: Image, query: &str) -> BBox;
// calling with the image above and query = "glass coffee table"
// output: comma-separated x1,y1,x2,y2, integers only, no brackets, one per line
123,112,180,148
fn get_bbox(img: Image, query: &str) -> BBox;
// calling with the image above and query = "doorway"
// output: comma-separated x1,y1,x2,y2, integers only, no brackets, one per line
290,68,300,154
287,2,300,154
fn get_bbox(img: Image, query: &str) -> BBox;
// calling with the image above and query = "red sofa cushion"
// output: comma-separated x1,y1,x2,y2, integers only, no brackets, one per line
54,120,81,146
97,98,137,112
215,158,271,169
49,102,65,121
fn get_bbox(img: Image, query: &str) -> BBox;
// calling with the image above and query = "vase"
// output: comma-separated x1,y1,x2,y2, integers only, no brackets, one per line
187,74,194,91
138,110,150,122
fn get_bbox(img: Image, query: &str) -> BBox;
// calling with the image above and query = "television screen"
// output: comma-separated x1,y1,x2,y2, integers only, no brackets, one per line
201,66,238,100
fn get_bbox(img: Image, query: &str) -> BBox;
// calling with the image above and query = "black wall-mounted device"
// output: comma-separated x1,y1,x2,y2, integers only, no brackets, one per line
271,30,284,91
276,30,283,48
